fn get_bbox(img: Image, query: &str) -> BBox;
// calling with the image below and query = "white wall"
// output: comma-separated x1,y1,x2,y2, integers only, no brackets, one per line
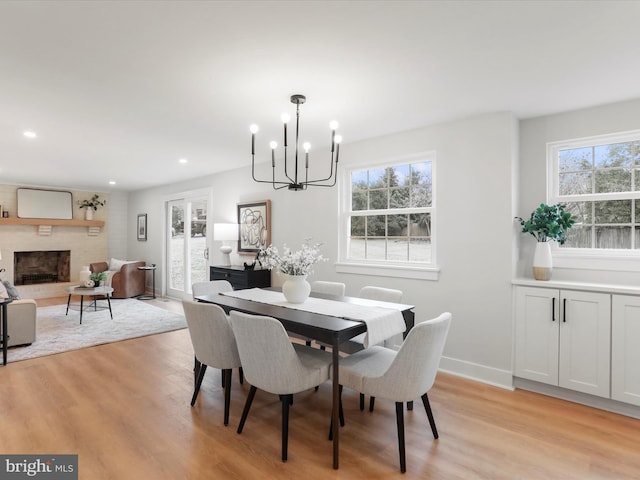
126,111,518,387
518,97,640,284
107,190,129,260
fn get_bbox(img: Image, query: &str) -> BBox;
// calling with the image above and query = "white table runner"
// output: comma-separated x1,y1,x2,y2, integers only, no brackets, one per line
222,288,406,348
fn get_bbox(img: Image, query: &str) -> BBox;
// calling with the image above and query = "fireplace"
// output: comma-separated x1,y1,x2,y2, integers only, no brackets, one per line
14,250,71,285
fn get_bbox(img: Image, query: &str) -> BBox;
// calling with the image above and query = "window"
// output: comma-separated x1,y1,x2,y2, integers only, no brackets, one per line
340,154,435,276
548,130,640,251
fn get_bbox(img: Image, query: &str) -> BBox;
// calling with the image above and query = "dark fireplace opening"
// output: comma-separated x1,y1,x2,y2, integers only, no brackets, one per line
14,250,71,286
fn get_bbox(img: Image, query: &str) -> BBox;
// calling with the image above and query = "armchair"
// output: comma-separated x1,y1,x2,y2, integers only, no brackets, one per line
90,260,146,299
8,299,37,347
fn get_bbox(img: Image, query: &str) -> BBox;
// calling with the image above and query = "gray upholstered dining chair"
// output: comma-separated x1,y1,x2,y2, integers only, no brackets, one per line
182,300,242,426
338,312,451,473
310,280,346,297
229,310,333,462
347,286,405,410
192,280,233,299
358,285,403,303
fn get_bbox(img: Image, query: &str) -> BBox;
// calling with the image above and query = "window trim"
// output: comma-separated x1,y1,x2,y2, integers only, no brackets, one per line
547,129,640,269
338,152,439,280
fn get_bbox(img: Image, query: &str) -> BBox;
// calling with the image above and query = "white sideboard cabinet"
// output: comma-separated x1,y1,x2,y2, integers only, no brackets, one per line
611,295,640,406
514,286,611,398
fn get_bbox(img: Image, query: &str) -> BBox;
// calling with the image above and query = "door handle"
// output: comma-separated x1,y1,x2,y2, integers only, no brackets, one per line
563,298,567,323
552,297,556,322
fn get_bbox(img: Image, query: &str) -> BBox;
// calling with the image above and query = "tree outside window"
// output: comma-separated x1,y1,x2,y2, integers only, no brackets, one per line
347,158,433,263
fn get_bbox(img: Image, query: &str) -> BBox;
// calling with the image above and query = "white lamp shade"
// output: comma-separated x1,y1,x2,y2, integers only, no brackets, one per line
213,223,238,241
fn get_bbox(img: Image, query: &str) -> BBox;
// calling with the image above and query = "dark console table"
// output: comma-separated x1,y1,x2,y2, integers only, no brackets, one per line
210,265,271,290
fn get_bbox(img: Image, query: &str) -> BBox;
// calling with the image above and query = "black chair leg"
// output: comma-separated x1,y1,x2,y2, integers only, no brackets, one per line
422,392,438,439
223,368,232,426
191,363,207,406
280,394,291,462
193,357,201,388
359,393,365,411
239,367,244,385
396,402,406,473
237,385,257,434
369,396,376,412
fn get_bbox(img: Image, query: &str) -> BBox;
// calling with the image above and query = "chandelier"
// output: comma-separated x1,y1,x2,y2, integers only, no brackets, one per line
250,94,342,191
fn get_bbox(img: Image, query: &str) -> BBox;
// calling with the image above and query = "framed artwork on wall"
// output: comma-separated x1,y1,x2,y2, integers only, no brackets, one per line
237,200,271,253
137,214,147,241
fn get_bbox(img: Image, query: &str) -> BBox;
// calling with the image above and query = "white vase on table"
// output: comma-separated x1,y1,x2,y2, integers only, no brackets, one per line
282,274,311,303
79,266,90,285
85,208,93,220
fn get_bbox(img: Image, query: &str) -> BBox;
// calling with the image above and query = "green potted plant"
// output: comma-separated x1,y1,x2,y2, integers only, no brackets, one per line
79,194,106,220
517,203,575,280
89,271,107,287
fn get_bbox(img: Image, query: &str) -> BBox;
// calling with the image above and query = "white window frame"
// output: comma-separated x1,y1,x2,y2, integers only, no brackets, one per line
547,129,640,271
335,152,440,281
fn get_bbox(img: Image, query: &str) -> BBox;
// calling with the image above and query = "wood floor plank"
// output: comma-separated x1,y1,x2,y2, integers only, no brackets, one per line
1,298,639,478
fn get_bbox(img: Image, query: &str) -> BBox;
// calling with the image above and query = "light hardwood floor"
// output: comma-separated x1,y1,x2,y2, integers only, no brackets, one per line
2,297,639,479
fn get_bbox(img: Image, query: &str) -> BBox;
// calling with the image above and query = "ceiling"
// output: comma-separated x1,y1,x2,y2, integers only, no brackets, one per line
1,0,640,192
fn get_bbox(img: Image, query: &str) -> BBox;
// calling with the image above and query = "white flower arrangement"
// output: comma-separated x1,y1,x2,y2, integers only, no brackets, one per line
259,240,326,276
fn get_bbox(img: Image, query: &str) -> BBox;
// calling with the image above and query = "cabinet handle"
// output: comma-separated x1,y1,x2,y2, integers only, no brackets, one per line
563,298,567,323
552,297,556,322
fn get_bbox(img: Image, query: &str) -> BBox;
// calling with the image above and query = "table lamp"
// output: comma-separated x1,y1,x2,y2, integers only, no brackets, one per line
213,223,238,266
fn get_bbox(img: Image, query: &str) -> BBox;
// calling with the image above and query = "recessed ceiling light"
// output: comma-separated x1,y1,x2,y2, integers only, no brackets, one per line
109,181,116,185
23,131,37,138
179,158,188,164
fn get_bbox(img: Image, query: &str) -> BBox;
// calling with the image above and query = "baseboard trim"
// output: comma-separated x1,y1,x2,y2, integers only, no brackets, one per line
439,356,514,390
513,377,640,419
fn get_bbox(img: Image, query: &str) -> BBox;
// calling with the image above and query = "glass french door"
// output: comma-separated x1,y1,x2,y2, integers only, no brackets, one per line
166,192,210,299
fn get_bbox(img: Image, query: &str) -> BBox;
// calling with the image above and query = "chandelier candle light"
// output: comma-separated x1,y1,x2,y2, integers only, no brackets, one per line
250,94,342,191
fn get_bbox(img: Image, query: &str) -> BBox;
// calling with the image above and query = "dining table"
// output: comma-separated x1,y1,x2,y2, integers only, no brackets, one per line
195,288,415,469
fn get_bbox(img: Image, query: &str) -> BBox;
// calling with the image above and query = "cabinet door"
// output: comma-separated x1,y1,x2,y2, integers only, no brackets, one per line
514,286,559,385
559,290,610,398
611,295,640,406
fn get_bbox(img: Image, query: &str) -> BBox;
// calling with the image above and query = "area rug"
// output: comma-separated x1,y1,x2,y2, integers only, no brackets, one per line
9,299,186,362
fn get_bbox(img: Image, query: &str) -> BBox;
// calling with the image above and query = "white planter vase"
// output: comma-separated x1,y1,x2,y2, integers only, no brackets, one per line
85,208,94,220
282,274,311,304
79,266,90,285
533,242,552,281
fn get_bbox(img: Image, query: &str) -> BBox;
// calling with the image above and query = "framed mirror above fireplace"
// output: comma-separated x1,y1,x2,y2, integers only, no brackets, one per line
17,188,73,220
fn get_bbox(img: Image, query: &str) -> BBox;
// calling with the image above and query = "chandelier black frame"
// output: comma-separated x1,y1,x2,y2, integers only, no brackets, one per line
250,94,342,191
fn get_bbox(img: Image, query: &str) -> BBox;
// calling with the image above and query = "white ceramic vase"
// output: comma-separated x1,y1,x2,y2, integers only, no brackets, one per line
282,274,311,303
85,208,94,220
79,266,91,285
533,241,552,281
